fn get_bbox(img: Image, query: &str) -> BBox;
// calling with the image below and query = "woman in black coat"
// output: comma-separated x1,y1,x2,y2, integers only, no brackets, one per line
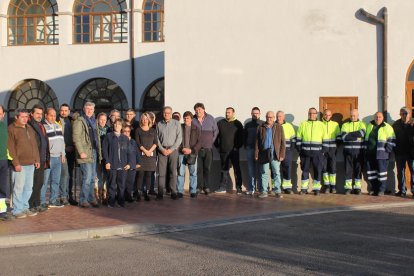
135,113,158,201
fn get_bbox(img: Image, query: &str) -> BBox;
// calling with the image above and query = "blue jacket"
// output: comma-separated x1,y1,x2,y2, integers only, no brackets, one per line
102,133,132,170
128,139,139,170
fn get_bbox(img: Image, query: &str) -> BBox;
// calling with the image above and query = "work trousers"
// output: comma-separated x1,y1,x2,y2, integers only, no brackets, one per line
281,150,292,190
300,153,323,191
366,157,389,194
344,153,363,190
322,150,337,187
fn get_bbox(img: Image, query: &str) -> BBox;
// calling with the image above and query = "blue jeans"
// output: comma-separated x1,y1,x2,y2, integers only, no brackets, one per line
246,148,261,192
12,165,35,215
60,158,70,199
260,159,281,194
395,154,414,193
79,150,97,204
41,157,62,204
177,154,198,194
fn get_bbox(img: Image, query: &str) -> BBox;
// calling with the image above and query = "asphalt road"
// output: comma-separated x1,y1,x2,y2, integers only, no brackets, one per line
2,206,414,275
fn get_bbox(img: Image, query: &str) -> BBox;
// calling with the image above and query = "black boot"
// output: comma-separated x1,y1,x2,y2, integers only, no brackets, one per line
144,191,150,201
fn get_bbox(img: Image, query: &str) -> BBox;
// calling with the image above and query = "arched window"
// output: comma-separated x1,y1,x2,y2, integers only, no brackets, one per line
8,79,59,119
142,0,164,42
73,0,128,43
73,78,129,115
142,77,164,116
7,0,59,45
405,61,414,117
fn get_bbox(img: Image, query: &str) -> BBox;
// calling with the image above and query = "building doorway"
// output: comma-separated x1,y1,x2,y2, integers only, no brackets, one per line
319,96,358,125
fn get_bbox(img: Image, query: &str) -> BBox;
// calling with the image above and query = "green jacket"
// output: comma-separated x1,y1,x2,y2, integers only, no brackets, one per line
364,121,396,159
0,120,7,160
72,112,102,164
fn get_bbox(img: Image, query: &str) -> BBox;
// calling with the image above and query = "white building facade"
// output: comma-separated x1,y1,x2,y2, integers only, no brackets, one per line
0,0,165,118
165,0,414,124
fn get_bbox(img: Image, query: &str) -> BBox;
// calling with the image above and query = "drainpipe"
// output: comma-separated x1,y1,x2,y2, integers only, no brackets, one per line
130,0,136,110
360,7,388,121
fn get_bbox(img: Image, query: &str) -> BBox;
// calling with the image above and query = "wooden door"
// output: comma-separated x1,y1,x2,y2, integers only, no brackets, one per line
404,61,414,191
319,97,358,125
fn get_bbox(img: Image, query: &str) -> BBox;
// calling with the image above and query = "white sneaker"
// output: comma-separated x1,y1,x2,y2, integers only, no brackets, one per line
245,191,254,196
258,192,268,198
24,209,38,217
215,186,227,193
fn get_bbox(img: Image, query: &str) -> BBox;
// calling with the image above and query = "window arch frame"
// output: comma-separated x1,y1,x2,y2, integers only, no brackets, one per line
141,77,164,116
7,0,59,46
73,0,128,44
7,79,59,120
142,0,164,42
73,78,129,115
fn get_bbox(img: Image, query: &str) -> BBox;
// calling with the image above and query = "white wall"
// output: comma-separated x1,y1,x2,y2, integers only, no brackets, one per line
165,0,414,124
0,0,164,110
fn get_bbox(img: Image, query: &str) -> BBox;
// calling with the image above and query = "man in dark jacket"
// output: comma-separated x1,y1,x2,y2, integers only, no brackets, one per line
102,118,132,208
392,107,414,197
215,107,244,194
177,111,201,198
58,103,77,205
244,107,263,195
28,105,49,212
122,125,140,202
365,112,396,196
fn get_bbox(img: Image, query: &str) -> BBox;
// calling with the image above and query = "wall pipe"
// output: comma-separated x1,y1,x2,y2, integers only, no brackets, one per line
360,7,388,121
129,0,136,110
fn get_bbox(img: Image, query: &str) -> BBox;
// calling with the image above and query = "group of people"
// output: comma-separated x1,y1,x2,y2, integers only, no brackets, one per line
0,101,412,220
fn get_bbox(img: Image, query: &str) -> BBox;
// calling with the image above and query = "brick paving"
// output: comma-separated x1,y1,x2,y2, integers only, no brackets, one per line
0,192,412,237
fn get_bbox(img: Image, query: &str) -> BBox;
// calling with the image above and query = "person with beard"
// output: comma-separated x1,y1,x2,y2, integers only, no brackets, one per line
244,107,264,195
214,107,244,194
28,105,49,212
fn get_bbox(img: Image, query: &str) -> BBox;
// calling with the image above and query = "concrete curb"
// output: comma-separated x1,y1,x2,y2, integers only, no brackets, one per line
1,201,413,248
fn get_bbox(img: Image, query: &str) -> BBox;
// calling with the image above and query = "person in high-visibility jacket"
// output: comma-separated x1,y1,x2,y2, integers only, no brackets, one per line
276,111,296,194
321,109,340,193
339,109,366,195
364,112,396,196
0,105,9,217
296,107,328,195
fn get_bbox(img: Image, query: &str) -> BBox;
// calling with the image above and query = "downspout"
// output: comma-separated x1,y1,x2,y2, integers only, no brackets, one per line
130,0,136,110
360,8,388,121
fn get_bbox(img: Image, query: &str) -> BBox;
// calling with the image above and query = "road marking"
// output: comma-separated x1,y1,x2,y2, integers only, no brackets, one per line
343,232,414,243
1,201,414,248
